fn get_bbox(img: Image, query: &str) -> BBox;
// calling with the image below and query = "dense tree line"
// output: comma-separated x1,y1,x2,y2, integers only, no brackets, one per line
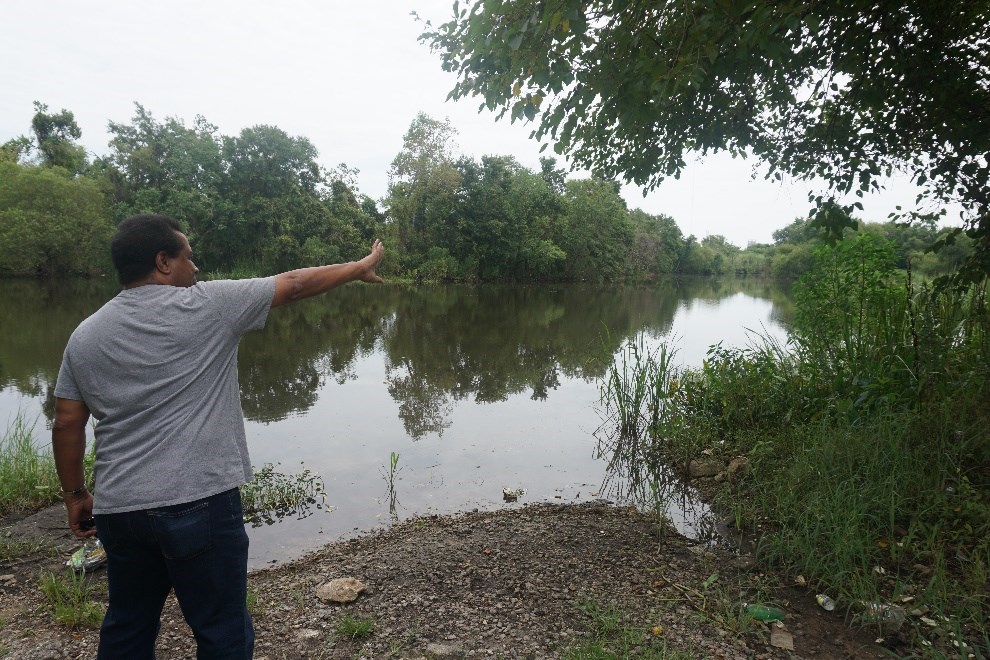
0,103,972,282
421,0,990,284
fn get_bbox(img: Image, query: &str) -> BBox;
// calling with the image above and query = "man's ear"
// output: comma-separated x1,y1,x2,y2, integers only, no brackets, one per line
155,251,171,274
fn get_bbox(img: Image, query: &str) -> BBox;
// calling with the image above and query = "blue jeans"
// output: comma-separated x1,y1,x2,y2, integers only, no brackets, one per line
94,488,254,659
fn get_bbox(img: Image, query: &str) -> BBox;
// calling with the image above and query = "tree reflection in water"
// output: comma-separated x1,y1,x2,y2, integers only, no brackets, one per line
2,277,789,452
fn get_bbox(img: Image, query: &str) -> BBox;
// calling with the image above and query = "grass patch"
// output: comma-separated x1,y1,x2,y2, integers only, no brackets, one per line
246,586,260,615
38,569,104,628
335,615,375,641
0,532,47,566
563,599,694,659
0,411,96,517
239,463,328,526
0,413,59,516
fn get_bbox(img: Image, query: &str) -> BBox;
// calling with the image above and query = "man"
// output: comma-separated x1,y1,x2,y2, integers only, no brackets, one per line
52,213,383,658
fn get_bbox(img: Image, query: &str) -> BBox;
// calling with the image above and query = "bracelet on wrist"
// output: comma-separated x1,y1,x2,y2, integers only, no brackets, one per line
59,485,87,497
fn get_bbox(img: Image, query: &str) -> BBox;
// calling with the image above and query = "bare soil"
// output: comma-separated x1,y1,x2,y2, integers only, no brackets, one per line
0,502,892,659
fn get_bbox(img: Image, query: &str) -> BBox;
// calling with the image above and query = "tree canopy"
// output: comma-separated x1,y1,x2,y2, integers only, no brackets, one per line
0,103,972,282
421,1,990,282
1,103,88,173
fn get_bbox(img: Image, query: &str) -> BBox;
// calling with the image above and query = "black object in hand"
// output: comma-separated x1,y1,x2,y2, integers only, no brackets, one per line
79,518,95,531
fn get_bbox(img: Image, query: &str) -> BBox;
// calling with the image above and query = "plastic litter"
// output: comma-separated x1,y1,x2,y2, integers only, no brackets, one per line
67,538,107,572
743,604,785,621
861,602,907,631
816,594,836,611
502,487,526,502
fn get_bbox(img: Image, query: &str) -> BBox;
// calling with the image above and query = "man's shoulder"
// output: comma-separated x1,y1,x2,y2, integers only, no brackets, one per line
70,297,117,334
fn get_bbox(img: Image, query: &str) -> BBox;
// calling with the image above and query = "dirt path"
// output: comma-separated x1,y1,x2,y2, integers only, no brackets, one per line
1,503,889,659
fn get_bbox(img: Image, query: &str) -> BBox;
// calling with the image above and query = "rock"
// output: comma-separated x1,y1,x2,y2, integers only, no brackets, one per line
688,459,725,478
315,577,366,603
425,641,464,657
770,622,794,650
295,628,321,640
687,545,715,559
726,456,750,481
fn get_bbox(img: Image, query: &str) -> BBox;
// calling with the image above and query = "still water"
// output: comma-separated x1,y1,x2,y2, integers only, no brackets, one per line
0,278,790,568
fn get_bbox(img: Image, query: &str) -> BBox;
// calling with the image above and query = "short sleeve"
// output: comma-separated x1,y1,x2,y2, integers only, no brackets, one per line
54,344,83,401
197,277,277,335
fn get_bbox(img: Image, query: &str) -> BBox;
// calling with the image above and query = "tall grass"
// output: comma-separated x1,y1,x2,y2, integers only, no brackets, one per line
0,413,59,515
600,236,990,654
600,334,677,439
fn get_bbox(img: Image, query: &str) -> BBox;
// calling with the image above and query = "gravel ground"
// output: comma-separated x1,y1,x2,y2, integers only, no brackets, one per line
0,502,890,659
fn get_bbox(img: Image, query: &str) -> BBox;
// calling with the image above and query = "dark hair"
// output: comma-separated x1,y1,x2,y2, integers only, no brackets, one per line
110,214,185,285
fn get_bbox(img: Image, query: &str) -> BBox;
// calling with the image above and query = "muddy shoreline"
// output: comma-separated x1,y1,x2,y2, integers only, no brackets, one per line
1,502,888,659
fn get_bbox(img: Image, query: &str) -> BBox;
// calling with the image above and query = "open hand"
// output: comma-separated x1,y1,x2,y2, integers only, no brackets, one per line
360,239,384,284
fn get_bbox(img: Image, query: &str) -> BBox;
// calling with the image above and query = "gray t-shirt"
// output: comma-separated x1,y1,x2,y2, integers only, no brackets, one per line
55,277,277,514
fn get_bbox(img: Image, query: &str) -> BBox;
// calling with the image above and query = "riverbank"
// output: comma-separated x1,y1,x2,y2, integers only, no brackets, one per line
0,502,889,659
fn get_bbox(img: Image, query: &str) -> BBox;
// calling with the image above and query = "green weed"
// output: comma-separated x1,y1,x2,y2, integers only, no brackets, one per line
335,615,375,640
384,451,400,519
38,569,104,628
563,599,692,659
239,463,328,526
246,587,260,615
0,532,47,566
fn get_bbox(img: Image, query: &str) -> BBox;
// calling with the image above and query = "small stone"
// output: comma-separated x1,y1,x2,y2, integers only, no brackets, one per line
315,577,366,603
770,622,794,650
425,642,463,657
726,456,751,481
688,459,725,478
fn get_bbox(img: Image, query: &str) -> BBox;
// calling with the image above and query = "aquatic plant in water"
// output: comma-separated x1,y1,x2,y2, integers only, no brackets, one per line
239,463,329,527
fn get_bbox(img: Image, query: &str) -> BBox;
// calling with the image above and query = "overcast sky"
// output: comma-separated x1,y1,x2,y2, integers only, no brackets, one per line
1,1,937,247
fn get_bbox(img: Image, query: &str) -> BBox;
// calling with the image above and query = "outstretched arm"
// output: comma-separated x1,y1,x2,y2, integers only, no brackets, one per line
52,397,96,539
271,239,384,308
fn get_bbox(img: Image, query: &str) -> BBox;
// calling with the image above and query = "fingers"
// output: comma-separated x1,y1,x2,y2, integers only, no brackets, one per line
69,517,98,538
366,240,384,278
71,526,98,539
66,495,96,537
